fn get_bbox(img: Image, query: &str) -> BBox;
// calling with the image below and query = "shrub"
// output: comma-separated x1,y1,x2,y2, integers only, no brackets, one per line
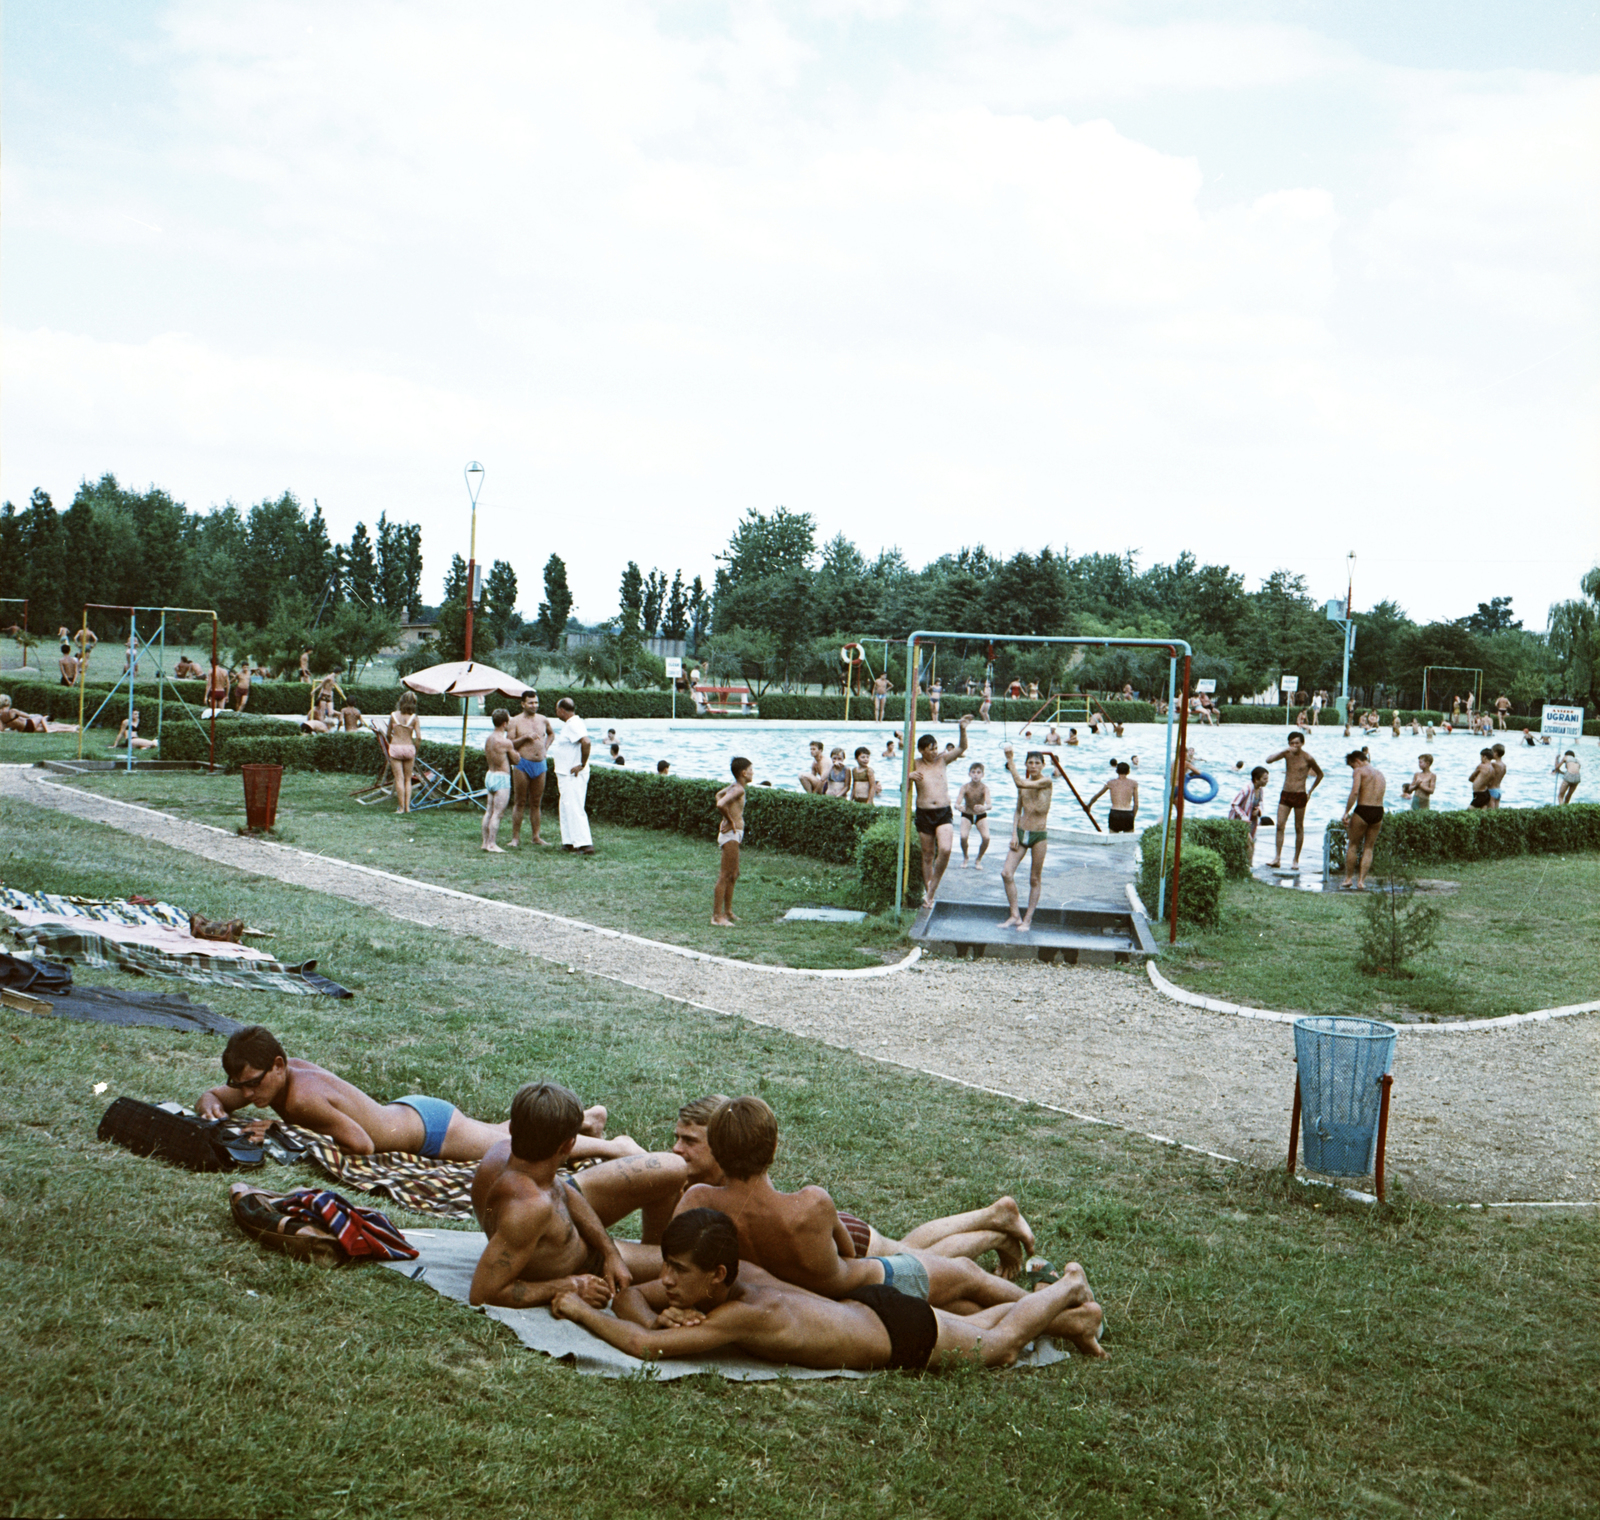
857,818,924,910
1182,817,1253,879
1138,827,1224,927
1354,865,1443,976
753,695,1156,726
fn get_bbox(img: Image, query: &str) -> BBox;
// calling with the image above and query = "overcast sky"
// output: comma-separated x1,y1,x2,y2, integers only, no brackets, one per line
4,1,1596,630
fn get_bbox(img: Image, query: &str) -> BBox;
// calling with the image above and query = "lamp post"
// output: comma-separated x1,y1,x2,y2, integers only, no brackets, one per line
463,461,484,662
1329,551,1357,722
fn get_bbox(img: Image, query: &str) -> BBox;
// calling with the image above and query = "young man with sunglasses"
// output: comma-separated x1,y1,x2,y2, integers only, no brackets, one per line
195,1025,630,1163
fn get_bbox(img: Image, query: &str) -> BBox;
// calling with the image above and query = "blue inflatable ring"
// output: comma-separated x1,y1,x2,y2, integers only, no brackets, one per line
1183,771,1219,805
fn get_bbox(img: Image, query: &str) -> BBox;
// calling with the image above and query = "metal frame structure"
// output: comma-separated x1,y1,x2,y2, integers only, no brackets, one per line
893,631,1194,943
1421,665,1483,718
0,597,28,670
74,603,220,769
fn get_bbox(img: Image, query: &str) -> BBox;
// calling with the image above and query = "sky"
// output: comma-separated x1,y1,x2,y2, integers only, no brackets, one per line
3,0,1597,631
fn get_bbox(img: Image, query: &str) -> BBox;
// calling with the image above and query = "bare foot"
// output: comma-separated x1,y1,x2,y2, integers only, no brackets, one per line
1000,914,1022,929
973,862,985,872
482,843,504,853
1266,858,1281,869
506,838,519,849
711,916,733,927
1054,1302,1108,1359
993,1196,1036,1255
534,837,554,847
1018,917,1035,931
580,1104,607,1138
994,1236,1025,1279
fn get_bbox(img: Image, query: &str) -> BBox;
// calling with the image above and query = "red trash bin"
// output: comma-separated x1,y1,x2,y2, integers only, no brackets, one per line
241,764,283,831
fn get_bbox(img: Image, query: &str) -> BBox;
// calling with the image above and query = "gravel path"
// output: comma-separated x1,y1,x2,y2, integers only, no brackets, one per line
5,766,1596,1205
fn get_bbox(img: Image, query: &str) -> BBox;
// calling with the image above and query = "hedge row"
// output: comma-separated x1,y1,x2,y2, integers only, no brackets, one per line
1324,801,1600,871
857,818,924,910
1137,827,1224,927
1179,816,1254,879
757,695,1158,725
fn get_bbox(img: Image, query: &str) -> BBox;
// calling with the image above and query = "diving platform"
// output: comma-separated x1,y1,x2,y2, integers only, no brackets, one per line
909,830,1157,964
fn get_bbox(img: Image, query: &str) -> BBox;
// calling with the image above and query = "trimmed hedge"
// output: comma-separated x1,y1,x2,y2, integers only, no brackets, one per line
857,818,924,910
756,695,1157,726
1180,816,1253,880
1325,802,1600,871
1138,827,1224,928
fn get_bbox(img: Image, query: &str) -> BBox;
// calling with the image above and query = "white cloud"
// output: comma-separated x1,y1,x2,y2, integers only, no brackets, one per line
2,0,1594,626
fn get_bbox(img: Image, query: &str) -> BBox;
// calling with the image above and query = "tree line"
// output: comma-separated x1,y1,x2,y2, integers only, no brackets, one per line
692,506,1597,712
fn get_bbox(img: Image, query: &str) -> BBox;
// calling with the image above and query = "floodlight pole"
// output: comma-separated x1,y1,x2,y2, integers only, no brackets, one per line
456,461,486,788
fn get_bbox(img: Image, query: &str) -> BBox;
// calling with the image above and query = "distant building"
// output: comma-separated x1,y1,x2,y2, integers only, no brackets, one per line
565,630,687,661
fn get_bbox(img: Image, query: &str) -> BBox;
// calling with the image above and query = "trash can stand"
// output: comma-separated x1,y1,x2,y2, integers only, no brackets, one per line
1286,1015,1397,1203
240,763,283,832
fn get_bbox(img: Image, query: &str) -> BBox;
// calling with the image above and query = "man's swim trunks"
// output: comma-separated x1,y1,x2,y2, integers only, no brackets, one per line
870,1252,931,1300
717,828,745,847
1488,787,1502,800
1410,795,1429,810
838,1211,872,1259
517,757,547,779
960,810,988,823
1352,804,1384,826
485,772,511,792
914,805,954,835
1016,829,1048,849
844,1284,937,1372
1279,790,1309,810
1108,809,1135,833
393,1095,456,1158
1470,792,1490,809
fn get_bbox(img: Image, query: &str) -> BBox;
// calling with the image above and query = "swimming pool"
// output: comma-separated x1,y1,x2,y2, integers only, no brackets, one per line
419,715,1579,862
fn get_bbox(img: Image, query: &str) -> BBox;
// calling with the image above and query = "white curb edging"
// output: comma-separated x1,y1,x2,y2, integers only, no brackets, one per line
19,774,922,981
1145,958,1600,1033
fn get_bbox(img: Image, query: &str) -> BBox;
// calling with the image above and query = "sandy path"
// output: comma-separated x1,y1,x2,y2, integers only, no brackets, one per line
4,766,1595,1204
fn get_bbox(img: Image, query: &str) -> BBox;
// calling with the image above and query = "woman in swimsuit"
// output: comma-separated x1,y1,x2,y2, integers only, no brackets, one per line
387,692,422,813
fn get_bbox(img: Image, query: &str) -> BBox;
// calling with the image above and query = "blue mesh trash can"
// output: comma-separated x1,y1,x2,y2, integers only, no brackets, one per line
1292,1016,1396,1177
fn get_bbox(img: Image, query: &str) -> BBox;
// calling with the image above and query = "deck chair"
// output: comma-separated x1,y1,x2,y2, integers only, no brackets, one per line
354,724,457,811
351,724,395,805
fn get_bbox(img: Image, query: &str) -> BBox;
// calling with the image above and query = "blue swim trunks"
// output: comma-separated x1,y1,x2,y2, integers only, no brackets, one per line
394,1094,456,1157
517,757,547,779
870,1252,931,1301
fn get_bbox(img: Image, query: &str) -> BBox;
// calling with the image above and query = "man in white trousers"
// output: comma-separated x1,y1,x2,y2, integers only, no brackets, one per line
551,698,596,854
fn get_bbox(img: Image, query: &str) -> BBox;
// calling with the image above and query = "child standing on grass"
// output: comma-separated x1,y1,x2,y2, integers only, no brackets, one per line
713,757,752,927
481,709,514,852
1228,765,1270,865
387,692,422,813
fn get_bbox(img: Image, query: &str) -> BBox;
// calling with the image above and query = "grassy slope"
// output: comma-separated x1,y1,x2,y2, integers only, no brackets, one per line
1160,856,1600,1020
1,802,1597,1519
58,768,907,969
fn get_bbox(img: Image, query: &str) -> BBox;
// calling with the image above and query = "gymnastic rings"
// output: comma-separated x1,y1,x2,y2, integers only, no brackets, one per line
1182,772,1219,805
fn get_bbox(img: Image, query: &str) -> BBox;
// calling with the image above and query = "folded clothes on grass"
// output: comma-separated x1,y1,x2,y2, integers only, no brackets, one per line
0,890,351,998
385,1230,1072,1382
0,953,243,1033
231,1184,417,1263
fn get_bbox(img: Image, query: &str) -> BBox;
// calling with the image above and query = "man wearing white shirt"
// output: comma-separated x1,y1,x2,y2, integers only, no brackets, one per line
550,698,596,853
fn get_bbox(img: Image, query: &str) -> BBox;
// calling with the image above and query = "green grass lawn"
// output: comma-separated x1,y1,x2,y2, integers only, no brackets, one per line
57,768,909,970
2,800,1597,1518
1161,855,1600,1021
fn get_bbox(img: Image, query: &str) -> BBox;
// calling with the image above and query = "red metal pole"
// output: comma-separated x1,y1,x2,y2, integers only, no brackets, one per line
1374,1072,1393,1203
463,558,476,663
1287,1071,1301,1175
1168,654,1192,944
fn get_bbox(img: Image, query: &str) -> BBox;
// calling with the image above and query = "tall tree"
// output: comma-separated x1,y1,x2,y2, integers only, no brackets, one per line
534,554,573,648
482,559,519,646
1467,597,1521,634
688,575,710,649
641,568,667,639
662,570,689,641
375,513,425,618
345,523,379,605
618,561,645,641
1547,567,1600,708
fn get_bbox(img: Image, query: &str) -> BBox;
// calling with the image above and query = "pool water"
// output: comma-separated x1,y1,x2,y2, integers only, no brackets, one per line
419,716,1578,860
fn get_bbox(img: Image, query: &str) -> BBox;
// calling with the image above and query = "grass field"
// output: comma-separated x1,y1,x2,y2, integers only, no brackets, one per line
57,768,910,969
1160,859,1600,1021
2,800,1597,1518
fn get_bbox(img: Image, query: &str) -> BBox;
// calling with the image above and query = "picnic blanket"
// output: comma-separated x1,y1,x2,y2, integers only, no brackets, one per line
278,1123,476,1220
0,951,242,1035
0,890,351,998
384,1229,1072,1381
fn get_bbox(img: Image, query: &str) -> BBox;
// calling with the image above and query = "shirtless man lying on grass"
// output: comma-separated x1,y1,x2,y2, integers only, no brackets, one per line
671,1095,1037,1278
675,1097,1104,1355
554,1207,1104,1373
196,1025,629,1163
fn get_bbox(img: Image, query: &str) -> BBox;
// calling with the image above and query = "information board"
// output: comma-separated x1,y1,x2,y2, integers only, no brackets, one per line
1540,703,1583,741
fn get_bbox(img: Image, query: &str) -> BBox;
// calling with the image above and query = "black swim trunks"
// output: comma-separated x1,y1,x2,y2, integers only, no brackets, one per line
1108,808,1136,833
1470,792,1490,809
1352,803,1384,826
845,1284,938,1372
914,805,954,835
960,811,988,823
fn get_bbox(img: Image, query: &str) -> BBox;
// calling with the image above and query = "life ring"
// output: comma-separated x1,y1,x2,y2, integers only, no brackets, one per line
840,642,864,667
1183,772,1219,804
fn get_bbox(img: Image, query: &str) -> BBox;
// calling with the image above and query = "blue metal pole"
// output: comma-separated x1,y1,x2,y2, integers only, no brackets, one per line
1157,653,1177,919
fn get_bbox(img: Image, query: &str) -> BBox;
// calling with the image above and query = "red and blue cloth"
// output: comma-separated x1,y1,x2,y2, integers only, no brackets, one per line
277,1188,418,1260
